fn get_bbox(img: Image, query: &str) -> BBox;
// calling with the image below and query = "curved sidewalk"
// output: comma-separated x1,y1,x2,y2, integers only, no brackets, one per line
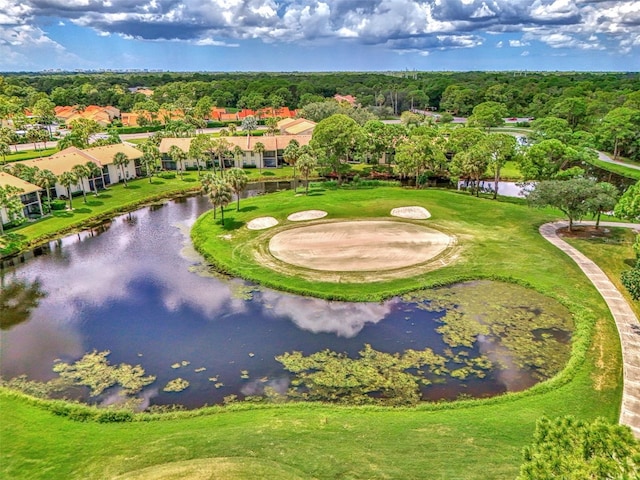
540,221,640,438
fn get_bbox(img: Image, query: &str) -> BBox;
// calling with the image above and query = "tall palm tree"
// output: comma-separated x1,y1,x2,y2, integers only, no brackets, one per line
168,145,186,180
253,141,265,174
0,141,10,164
203,174,232,225
58,171,78,210
283,140,300,192
226,168,248,212
232,145,244,169
141,141,160,182
0,184,24,235
214,138,231,174
297,153,317,195
85,161,103,196
71,164,90,203
33,169,57,212
112,152,130,187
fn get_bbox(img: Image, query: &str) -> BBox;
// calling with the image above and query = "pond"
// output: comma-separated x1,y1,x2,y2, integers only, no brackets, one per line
0,192,573,409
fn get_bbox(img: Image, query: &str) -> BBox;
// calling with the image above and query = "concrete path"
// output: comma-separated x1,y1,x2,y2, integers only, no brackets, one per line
597,150,640,172
540,221,640,438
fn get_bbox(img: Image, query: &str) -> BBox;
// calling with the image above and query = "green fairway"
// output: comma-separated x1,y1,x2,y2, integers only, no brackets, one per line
1,186,625,479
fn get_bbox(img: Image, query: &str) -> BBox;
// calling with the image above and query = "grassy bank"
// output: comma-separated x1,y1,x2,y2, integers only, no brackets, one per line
585,156,640,180
1,187,626,479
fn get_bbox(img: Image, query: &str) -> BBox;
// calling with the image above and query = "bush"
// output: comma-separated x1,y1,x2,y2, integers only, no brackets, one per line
157,171,177,179
621,262,640,300
50,199,67,211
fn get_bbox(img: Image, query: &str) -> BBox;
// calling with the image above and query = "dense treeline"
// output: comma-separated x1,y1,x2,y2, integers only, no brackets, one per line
1,71,638,119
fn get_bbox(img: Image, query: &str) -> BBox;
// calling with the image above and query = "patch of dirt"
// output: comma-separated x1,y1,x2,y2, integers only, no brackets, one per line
558,226,613,239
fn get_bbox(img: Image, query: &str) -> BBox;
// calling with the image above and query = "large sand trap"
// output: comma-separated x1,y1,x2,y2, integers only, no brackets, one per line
390,206,431,219
287,210,328,221
247,217,279,230
269,220,451,272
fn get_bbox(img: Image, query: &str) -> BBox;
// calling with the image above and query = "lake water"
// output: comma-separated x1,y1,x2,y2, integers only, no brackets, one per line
0,191,572,409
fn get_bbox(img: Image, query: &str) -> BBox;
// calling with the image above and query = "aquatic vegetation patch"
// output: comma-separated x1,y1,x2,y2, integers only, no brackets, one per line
163,378,190,392
404,280,573,381
52,350,156,397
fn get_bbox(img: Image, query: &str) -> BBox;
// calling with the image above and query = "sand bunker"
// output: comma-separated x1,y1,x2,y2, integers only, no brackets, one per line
390,206,431,219
247,217,279,230
269,220,451,272
287,210,328,222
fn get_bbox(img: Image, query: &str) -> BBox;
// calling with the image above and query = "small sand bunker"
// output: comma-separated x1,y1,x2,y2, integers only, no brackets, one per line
390,206,431,219
247,216,279,230
287,210,328,222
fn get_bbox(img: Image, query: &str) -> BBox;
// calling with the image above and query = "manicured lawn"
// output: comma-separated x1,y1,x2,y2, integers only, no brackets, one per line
4,147,58,163
0,188,625,479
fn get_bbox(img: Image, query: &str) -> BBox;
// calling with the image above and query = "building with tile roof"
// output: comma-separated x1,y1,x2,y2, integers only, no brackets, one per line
159,135,311,170
277,118,316,135
17,144,142,198
0,172,43,227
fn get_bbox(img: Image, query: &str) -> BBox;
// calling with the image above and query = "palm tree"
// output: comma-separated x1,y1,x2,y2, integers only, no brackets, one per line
226,168,248,211
33,169,57,212
58,171,78,210
214,138,231,174
232,145,244,169
168,145,186,180
85,161,103,196
0,184,24,235
297,153,317,195
227,123,237,136
71,164,90,203
202,174,232,225
112,152,130,187
253,141,265,174
283,140,300,192
141,141,160,182
0,141,10,164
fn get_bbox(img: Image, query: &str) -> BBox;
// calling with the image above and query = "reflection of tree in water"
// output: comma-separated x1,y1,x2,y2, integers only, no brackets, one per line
0,276,46,330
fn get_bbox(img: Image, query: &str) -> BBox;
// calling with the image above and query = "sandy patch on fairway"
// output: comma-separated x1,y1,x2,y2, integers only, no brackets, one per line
269,220,451,272
287,210,328,221
247,216,279,230
390,206,431,219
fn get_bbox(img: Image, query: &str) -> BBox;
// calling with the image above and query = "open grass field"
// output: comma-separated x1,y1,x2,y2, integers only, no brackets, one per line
0,186,626,479
3,146,58,163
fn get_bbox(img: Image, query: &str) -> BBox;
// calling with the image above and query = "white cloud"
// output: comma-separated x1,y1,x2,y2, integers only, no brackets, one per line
0,0,636,59
521,49,530,56
509,39,530,47
496,40,503,47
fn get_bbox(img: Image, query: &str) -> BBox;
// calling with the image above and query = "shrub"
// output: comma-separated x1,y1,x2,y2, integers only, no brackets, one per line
50,199,67,211
157,171,177,179
621,262,640,300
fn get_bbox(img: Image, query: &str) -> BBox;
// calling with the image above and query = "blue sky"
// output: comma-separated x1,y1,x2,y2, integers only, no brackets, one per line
1,1,638,72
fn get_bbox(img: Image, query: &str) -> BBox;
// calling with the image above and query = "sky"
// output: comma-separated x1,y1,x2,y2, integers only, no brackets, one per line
0,0,639,72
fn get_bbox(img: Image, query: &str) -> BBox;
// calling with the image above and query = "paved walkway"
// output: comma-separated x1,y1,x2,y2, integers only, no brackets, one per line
540,221,640,438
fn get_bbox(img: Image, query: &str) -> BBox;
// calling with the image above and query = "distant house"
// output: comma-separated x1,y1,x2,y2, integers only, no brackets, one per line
277,118,316,136
0,172,43,227
159,135,311,170
17,144,143,197
54,105,120,127
334,94,357,106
